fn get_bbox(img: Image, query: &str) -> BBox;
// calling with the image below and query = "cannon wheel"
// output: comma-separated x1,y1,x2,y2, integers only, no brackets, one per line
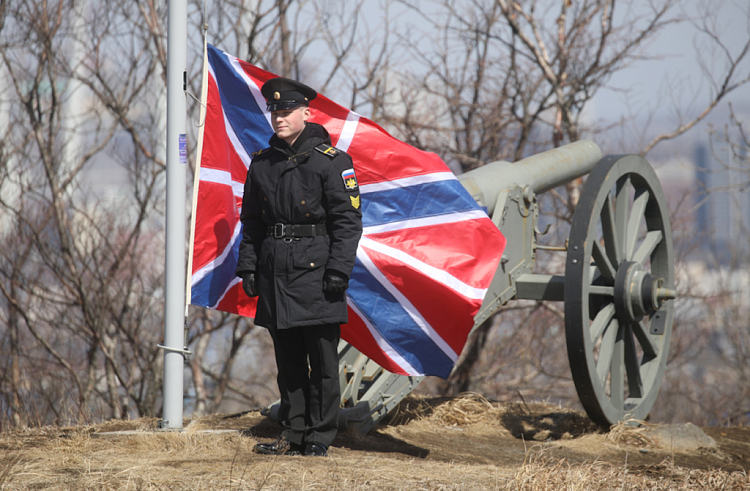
565,154,675,427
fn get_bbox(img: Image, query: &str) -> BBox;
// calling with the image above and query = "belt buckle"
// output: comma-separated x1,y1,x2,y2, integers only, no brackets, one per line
274,223,285,238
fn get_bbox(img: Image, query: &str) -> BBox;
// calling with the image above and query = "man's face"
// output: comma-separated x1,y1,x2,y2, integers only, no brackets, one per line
271,105,310,145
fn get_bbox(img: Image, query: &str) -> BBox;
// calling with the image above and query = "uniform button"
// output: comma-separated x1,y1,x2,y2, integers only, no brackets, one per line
301,200,305,204
264,197,268,201
310,262,315,267
262,210,266,214
306,213,310,217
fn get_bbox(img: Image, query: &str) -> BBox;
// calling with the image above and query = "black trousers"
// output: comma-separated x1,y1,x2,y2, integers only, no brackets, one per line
268,323,341,448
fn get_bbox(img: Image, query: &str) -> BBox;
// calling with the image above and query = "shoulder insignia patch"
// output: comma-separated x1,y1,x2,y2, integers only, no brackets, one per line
350,195,360,209
341,168,358,190
315,143,340,158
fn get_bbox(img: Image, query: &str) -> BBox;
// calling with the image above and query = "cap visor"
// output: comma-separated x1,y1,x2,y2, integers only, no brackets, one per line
266,101,307,112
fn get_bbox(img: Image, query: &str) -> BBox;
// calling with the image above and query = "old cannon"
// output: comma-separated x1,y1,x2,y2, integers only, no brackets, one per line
262,140,676,431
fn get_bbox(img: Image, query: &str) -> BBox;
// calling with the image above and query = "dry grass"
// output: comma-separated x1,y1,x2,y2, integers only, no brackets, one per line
0,398,747,490
428,392,501,426
606,419,656,448
511,452,749,490
0,428,500,490
1,431,746,491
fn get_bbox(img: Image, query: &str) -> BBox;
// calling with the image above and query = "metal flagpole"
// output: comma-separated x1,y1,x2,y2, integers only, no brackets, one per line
185,25,210,317
161,0,188,430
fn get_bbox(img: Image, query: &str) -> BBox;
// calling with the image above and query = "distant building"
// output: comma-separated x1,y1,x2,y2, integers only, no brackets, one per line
694,142,750,267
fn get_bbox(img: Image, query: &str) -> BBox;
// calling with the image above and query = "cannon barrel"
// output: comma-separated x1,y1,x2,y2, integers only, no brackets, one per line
457,140,602,216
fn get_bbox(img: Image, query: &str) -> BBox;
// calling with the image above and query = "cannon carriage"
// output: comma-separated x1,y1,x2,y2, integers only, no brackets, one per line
262,140,676,431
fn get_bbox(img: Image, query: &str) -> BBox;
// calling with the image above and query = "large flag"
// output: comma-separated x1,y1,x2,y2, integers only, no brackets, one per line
189,44,506,378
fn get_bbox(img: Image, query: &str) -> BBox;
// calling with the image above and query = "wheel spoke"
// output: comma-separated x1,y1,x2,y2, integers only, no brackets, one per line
589,285,614,296
600,193,621,266
592,240,616,282
625,189,650,260
610,326,625,409
615,176,631,263
590,303,616,342
624,325,644,399
632,230,663,266
632,318,658,358
596,316,619,382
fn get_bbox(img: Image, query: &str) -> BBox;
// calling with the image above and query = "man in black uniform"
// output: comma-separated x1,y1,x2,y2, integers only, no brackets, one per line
236,77,362,457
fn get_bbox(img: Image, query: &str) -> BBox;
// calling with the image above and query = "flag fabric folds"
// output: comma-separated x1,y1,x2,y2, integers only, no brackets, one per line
189,44,507,378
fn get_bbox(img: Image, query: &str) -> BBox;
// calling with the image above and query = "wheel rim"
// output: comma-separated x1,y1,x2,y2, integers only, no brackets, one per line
565,154,675,426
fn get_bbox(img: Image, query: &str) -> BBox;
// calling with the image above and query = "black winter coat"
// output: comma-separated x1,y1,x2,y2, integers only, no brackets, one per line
236,123,363,329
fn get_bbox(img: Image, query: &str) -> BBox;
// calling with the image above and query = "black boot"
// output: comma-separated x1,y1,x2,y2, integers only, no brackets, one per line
304,442,328,457
253,437,303,456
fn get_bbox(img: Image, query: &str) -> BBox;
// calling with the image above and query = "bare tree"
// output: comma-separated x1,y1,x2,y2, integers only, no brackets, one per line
651,107,750,426
0,0,168,425
1,0,748,429
379,0,686,174
377,0,677,396
381,1,750,413
640,6,750,156
707,105,750,198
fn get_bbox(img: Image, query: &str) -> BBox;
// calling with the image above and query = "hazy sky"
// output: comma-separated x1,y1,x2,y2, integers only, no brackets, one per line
590,0,750,157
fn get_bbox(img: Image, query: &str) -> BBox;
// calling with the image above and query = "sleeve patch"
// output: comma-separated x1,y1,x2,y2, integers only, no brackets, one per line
350,195,361,209
341,168,358,190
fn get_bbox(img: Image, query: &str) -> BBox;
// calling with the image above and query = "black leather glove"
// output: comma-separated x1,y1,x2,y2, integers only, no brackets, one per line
323,270,349,293
241,273,258,297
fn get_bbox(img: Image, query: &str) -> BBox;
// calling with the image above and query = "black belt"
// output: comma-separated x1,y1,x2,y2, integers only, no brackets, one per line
267,223,328,238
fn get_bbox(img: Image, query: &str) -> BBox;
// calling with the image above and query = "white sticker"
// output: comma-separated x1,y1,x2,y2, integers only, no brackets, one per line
179,134,187,165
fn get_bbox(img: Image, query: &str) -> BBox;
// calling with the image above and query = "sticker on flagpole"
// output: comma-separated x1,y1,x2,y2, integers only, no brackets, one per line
179,134,187,165
341,168,358,190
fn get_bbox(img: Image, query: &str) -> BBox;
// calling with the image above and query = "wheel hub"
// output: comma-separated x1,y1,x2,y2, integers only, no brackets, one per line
613,261,676,323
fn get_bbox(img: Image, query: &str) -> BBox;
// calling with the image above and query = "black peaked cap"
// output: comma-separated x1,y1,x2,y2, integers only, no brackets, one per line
261,77,317,112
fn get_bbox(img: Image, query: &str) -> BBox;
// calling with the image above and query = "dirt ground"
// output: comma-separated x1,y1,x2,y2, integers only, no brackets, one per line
1,394,748,490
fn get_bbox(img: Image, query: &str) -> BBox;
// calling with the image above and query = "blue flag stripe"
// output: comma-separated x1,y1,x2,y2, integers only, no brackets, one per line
361,180,482,229
347,258,455,378
207,45,273,156
191,233,241,308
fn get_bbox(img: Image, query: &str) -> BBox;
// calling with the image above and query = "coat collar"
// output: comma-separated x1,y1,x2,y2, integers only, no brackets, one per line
270,122,331,158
